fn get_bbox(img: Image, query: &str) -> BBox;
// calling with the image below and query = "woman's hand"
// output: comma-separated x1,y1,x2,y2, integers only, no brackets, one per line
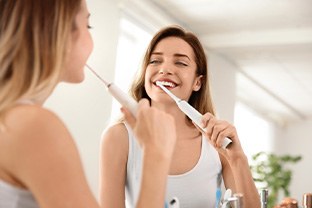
197,113,260,208
121,98,177,159
195,112,244,159
121,99,177,208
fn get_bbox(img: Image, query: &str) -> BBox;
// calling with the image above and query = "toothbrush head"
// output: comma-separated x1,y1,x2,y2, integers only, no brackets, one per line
156,81,166,88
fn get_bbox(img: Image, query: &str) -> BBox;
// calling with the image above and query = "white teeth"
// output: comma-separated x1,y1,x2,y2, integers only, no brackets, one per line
156,81,176,87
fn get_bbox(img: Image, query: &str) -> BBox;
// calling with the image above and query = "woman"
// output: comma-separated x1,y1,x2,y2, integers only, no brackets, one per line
0,0,176,207
100,25,261,207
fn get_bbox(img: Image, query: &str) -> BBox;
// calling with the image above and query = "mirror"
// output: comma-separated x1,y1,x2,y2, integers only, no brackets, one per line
47,0,312,202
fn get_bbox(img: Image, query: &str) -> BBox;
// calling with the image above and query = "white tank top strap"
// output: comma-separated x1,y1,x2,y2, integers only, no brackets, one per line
124,122,143,207
0,180,39,208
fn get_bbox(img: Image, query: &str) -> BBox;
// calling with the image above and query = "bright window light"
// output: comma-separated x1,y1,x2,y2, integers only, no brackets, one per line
111,18,152,120
234,102,273,162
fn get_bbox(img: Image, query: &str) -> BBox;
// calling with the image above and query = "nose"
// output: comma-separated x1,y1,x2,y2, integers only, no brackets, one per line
159,67,173,75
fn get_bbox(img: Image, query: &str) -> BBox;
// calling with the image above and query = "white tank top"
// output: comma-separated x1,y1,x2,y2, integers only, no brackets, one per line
0,180,39,208
124,123,222,208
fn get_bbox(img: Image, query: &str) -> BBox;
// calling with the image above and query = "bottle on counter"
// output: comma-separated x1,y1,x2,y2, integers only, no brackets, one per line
302,193,312,208
281,197,298,208
260,188,268,208
231,193,244,208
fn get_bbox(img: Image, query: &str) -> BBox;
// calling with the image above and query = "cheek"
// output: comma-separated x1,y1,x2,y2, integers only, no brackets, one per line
85,32,94,56
143,68,155,94
145,66,158,79
77,31,93,61
61,33,93,83
144,67,151,81
144,71,150,90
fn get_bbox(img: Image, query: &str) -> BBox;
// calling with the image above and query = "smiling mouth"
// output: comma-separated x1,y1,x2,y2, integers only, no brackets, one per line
154,80,177,88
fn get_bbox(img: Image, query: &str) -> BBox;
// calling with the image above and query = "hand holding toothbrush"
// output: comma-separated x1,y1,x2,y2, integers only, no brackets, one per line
121,99,177,208
156,81,232,149
197,112,245,158
121,98,177,158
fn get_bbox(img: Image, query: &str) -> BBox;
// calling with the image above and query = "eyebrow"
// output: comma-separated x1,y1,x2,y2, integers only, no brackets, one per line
151,52,191,61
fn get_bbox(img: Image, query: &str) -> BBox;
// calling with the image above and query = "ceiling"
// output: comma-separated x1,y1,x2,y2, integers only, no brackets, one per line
145,0,312,126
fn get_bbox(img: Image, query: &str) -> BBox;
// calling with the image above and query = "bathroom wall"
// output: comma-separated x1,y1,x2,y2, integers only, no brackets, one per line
45,0,121,198
273,119,312,201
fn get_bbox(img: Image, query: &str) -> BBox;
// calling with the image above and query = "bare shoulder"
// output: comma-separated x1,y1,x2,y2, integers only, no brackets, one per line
4,104,68,134
1,105,76,173
102,122,128,138
1,105,99,207
101,122,128,148
101,122,129,157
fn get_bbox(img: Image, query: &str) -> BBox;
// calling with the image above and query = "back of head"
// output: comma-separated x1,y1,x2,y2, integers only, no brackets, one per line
0,0,81,116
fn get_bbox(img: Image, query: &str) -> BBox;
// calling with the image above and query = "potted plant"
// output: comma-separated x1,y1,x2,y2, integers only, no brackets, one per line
250,151,302,207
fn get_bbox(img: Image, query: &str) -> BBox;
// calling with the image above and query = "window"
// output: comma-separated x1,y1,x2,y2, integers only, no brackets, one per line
234,102,273,161
111,18,152,119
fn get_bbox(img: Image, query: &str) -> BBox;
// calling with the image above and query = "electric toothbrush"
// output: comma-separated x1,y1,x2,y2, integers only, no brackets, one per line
156,81,232,149
86,65,138,116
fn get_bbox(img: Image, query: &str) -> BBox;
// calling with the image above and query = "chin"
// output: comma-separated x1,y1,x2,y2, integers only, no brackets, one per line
71,75,85,83
61,73,85,83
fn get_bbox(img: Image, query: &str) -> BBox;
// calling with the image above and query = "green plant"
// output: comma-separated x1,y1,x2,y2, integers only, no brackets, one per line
250,151,302,207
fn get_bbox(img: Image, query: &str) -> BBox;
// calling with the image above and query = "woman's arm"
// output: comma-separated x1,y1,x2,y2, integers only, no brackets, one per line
121,99,176,208
99,123,128,208
200,112,261,208
221,151,261,208
4,106,99,208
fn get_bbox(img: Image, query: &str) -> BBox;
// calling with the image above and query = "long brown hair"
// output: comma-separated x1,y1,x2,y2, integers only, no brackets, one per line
130,25,216,116
0,0,81,117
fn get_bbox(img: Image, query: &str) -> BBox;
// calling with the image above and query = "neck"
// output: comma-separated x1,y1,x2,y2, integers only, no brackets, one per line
151,101,201,139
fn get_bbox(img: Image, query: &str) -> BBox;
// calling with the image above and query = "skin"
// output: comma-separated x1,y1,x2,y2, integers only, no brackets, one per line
0,1,97,207
62,0,93,83
0,1,177,207
121,100,177,208
101,36,261,207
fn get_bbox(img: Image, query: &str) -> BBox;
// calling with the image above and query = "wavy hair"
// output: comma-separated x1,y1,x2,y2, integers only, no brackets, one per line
0,0,81,118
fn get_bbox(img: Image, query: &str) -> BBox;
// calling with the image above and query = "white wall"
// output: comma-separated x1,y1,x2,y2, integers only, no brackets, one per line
208,49,312,202
208,52,237,122
273,119,312,201
44,0,121,198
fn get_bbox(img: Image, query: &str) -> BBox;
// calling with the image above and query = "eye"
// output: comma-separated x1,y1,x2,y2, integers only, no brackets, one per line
176,61,188,67
149,59,161,65
87,24,93,29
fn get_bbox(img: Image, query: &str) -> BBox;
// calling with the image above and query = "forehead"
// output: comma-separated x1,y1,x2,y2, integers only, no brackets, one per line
152,37,195,58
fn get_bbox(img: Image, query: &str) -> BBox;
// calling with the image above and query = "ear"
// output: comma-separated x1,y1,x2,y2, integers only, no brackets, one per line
192,75,203,92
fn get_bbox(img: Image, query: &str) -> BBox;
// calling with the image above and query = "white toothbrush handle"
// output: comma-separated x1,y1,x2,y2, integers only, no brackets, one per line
108,83,138,116
177,101,232,149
